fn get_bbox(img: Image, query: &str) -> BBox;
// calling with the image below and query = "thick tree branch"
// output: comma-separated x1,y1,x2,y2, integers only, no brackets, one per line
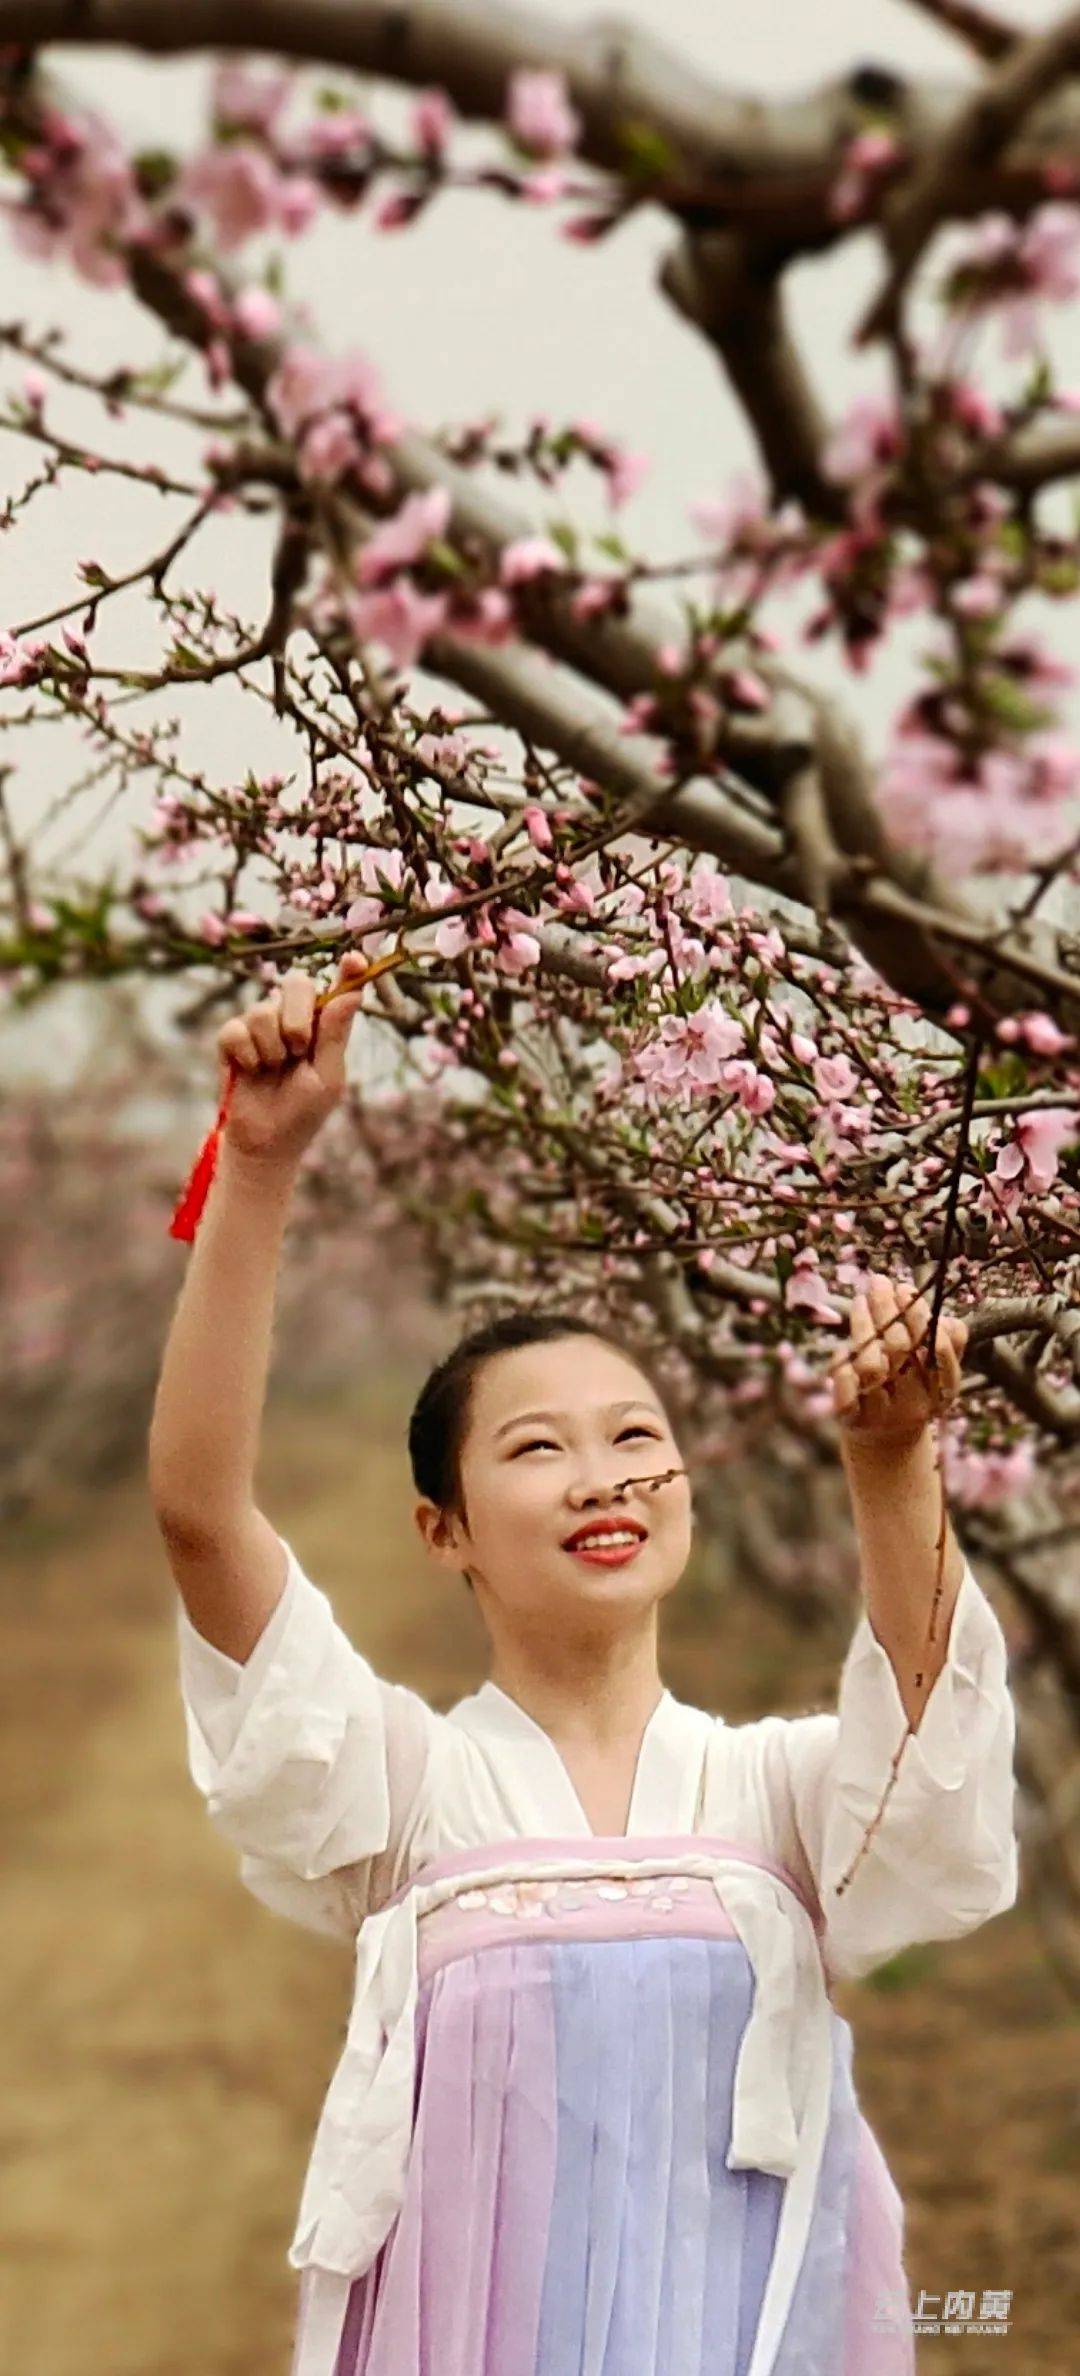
657,232,839,515
0,1,1055,232
899,0,1021,65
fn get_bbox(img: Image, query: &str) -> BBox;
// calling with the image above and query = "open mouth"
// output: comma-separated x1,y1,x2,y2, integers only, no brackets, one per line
561,1522,647,1564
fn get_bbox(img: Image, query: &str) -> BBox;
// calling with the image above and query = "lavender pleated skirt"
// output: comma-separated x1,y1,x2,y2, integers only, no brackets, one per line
292,1861,913,2376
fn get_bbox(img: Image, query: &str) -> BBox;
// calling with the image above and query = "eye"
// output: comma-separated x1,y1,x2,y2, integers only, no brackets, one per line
511,1426,659,1456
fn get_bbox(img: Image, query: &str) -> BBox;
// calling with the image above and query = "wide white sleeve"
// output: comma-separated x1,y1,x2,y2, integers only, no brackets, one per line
175,1533,439,1943
753,1556,1019,1983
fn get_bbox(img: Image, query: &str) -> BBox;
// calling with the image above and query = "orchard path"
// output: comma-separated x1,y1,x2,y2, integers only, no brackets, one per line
1,1369,1076,2374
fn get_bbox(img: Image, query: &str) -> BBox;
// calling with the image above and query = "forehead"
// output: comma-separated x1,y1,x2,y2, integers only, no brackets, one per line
467,1337,660,1437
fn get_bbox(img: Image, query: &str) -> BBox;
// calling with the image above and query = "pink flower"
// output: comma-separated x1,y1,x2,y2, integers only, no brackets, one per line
521,166,568,202
879,727,1077,874
813,1052,859,1104
686,860,734,928
428,913,469,962
345,582,450,666
604,444,649,508
823,393,903,484
13,112,144,286
22,367,46,409
180,143,283,246
373,190,424,232
267,343,399,445
618,692,659,733
633,1005,745,1097
412,89,455,159
499,535,566,585
232,285,282,341
495,909,542,973
952,203,1080,356
298,410,361,484
785,1254,843,1325
277,174,321,237
0,630,46,685
212,59,292,135
721,1060,776,1116
523,803,554,851
995,1108,1075,1196
724,667,770,710
448,586,515,645
1020,201,1080,299
355,487,453,586
184,267,232,329
689,471,769,547
947,1440,1037,1512
506,67,581,159
571,576,620,621
952,573,1002,618
1016,1108,1075,1185
828,129,904,224
947,380,1005,438
1014,1011,1074,1057
300,110,373,163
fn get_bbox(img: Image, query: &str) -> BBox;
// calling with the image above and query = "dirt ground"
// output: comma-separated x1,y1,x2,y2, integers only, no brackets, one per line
2,1365,1077,2375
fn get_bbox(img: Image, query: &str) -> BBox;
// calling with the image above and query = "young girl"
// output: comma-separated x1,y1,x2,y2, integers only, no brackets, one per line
152,956,1019,2376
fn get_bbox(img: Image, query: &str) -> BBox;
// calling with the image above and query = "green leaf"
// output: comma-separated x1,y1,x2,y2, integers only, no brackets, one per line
1038,556,1080,596
132,149,177,197
615,117,679,183
980,675,1052,732
427,537,467,580
976,1053,1026,1098
1020,355,1053,410
548,518,580,563
594,530,631,563
129,353,187,399
995,518,1029,562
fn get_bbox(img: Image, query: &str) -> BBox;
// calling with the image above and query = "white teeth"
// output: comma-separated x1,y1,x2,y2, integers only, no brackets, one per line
569,1531,641,1550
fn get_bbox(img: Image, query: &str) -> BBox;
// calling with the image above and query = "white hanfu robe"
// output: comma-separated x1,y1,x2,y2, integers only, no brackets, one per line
176,1534,1018,2376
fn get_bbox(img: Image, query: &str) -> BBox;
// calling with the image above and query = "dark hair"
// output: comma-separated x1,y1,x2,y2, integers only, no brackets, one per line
407,1308,670,1555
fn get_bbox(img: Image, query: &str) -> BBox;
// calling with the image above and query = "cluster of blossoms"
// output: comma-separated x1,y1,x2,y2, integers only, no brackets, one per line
5,98,147,284
1,45,1078,1532
2,54,592,293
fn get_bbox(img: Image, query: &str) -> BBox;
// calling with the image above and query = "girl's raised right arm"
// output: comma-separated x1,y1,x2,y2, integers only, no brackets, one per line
148,953,372,1661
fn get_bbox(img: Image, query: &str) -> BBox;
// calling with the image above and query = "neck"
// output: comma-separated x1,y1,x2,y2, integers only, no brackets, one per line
487,1619,663,1749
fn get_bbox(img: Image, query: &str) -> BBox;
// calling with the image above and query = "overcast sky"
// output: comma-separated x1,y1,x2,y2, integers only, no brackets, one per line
1,0,1075,1086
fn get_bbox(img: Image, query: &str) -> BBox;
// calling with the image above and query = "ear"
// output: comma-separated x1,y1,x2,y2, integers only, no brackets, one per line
415,1498,465,1563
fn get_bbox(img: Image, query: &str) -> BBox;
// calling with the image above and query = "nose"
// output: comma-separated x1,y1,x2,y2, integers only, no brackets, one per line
567,1475,631,1507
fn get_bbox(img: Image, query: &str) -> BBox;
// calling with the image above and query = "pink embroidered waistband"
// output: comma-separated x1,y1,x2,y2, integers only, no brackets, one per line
381,1831,824,1935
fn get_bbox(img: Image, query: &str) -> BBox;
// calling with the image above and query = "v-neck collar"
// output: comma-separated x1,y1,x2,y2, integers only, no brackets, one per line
453,1676,714,1840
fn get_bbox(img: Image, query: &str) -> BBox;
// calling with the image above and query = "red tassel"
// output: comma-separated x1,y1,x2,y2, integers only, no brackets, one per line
168,938,412,1244
168,1068,237,1242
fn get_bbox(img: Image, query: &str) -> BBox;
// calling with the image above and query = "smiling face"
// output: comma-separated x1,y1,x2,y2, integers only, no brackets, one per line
414,1333,693,1655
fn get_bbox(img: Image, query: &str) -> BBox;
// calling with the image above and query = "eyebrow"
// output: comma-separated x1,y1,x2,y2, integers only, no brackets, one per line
493,1398,659,1442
